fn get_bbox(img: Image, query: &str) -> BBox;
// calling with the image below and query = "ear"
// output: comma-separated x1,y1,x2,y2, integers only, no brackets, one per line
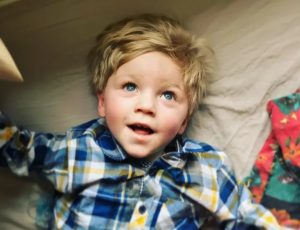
178,117,188,135
97,92,106,117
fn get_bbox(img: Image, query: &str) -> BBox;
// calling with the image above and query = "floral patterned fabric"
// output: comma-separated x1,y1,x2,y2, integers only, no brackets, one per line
245,89,300,229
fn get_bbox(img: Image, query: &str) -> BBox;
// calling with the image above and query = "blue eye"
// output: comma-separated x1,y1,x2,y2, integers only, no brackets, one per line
163,91,174,100
124,83,136,92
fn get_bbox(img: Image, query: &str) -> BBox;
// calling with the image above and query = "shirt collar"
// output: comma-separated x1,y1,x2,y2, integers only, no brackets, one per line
87,118,187,167
160,136,187,169
81,118,126,161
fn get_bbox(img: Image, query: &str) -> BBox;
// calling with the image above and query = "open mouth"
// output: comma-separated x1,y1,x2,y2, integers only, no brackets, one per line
128,123,154,135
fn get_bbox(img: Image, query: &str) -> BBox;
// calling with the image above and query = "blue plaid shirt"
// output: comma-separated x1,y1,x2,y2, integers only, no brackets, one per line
0,115,281,229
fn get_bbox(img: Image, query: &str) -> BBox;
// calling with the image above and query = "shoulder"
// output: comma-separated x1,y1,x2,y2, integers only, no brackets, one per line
182,138,229,170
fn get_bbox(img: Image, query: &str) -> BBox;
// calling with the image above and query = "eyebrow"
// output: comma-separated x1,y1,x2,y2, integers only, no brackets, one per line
163,82,185,91
116,73,185,91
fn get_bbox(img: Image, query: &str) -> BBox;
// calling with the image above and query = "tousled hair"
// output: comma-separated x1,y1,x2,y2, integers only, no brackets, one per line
88,14,215,116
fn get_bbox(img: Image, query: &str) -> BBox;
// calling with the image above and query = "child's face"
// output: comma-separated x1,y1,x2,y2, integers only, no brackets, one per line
97,52,188,159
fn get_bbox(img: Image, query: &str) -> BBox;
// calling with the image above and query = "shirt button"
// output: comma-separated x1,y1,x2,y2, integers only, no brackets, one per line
138,205,146,214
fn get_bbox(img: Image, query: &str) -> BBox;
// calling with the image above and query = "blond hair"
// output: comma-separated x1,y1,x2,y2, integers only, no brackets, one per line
88,14,215,116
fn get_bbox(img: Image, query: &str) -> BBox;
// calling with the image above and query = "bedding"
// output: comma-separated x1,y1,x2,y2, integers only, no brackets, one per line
187,0,300,178
1,0,300,229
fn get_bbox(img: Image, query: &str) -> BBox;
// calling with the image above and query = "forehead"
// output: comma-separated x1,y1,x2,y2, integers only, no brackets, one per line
115,52,184,84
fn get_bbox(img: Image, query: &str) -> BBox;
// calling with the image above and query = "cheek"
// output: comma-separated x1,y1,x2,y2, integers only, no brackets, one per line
161,107,187,136
104,96,128,122
163,116,186,136
159,104,188,132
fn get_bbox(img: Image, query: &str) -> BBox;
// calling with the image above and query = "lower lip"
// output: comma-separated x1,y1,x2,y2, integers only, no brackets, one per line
133,129,152,135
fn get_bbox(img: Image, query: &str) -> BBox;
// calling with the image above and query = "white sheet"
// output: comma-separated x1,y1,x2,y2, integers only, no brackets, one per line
187,0,300,178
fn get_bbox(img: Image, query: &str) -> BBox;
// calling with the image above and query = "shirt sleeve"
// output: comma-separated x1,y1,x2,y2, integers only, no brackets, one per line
0,111,69,193
215,154,283,230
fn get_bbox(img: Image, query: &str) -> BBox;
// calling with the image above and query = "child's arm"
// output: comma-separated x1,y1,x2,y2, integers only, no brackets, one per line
0,111,69,193
215,156,282,230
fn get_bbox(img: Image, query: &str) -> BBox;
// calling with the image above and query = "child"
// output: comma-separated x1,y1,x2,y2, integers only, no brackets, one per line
0,14,281,229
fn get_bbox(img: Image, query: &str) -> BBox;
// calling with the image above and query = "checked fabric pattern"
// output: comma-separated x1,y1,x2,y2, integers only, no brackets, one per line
0,115,281,229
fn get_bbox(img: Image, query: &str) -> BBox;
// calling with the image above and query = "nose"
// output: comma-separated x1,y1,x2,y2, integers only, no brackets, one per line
135,91,156,116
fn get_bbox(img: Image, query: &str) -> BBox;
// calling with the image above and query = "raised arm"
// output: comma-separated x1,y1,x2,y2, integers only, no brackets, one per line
0,111,69,193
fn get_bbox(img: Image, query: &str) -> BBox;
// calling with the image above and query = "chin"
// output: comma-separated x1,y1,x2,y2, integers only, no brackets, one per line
127,151,151,159
125,147,156,159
